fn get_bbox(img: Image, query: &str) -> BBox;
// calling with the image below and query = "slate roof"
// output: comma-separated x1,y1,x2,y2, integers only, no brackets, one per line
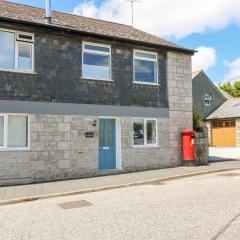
192,70,202,79
207,98,240,120
0,0,194,53
217,88,233,100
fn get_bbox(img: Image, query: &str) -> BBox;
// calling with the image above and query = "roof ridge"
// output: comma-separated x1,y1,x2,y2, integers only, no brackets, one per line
3,0,186,49
3,0,135,29
0,0,194,53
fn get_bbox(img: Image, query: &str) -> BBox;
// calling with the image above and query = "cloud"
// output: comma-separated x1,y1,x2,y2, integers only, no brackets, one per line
192,46,217,72
224,58,240,82
72,0,240,39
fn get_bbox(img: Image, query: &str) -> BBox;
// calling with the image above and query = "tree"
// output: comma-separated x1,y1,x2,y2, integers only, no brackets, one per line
220,81,240,97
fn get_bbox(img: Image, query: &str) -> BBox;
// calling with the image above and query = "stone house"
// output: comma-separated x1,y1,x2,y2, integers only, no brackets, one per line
0,1,194,185
192,70,226,119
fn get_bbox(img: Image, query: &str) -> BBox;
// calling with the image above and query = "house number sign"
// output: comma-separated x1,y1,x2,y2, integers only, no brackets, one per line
85,132,94,138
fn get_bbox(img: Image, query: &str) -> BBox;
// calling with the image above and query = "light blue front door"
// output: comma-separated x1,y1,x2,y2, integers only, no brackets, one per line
99,119,116,170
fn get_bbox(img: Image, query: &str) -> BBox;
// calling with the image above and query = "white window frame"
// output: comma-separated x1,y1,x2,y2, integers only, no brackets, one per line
82,41,112,81
133,50,158,85
204,93,212,105
0,28,34,73
132,118,158,148
0,113,30,151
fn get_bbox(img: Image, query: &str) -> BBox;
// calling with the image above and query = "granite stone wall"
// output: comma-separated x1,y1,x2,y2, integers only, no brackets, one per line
0,114,171,186
167,52,193,166
195,129,209,165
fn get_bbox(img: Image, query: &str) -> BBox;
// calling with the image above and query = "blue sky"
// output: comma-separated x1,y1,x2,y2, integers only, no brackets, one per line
9,0,240,84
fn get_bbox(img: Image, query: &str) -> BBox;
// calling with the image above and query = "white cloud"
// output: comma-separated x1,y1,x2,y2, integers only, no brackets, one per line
192,46,217,72
72,0,240,39
224,58,240,82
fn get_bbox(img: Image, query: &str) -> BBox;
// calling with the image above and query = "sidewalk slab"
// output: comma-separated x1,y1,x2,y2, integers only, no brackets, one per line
1,160,240,205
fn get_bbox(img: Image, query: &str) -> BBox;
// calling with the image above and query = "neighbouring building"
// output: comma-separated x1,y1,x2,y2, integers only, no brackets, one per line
192,70,226,119
192,70,240,147
206,99,240,147
0,1,194,185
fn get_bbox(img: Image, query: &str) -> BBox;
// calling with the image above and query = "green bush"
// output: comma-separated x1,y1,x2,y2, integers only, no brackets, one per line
193,108,203,131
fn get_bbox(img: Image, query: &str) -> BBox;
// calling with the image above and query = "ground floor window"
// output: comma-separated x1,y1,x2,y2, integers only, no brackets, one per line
0,114,29,149
133,118,157,147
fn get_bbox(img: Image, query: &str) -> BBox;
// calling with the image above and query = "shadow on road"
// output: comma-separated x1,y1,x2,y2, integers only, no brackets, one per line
209,156,239,163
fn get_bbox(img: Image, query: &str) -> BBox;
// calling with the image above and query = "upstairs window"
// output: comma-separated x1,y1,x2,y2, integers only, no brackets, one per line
134,50,158,84
82,42,111,80
204,94,212,105
0,30,34,72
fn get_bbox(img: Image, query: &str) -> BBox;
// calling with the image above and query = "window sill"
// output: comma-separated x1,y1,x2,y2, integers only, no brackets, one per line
0,68,36,75
133,145,159,149
0,148,30,152
81,77,114,82
133,81,160,86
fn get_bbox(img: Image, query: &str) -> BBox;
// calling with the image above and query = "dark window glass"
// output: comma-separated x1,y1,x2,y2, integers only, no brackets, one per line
84,44,110,53
83,53,110,79
147,120,157,144
134,59,157,83
133,119,144,145
0,31,15,69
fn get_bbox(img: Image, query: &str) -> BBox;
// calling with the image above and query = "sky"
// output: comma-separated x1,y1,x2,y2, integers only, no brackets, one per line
9,0,240,84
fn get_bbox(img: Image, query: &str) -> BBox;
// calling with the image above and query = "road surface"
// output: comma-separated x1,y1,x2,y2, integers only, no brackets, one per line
1,170,240,240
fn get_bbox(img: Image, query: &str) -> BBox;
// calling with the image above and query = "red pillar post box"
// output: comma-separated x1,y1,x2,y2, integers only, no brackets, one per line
182,130,196,165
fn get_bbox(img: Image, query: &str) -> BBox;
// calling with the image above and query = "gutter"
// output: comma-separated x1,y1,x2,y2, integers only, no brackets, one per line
0,16,195,55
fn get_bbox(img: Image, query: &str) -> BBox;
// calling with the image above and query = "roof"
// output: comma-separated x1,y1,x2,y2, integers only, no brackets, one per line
0,0,194,53
192,70,202,79
207,98,240,120
217,88,233,100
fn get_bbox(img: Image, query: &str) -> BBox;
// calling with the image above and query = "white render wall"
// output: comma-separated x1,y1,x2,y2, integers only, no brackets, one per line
235,119,240,147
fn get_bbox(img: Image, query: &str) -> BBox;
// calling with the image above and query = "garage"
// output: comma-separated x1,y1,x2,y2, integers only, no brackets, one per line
212,120,236,147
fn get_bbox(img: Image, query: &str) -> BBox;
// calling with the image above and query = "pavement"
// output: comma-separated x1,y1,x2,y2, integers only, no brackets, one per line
209,147,240,161
1,168,240,239
1,160,240,205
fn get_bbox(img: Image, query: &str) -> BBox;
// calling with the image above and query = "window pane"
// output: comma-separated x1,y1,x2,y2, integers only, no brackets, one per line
84,44,110,53
135,52,156,60
18,44,32,70
83,53,110,79
134,59,157,83
107,121,113,146
0,116,4,146
133,119,144,145
8,115,28,148
147,120,157,144
0,31,15,69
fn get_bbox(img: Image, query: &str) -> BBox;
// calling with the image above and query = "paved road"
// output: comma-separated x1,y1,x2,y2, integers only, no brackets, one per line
209,147,240,160
1,170,240,240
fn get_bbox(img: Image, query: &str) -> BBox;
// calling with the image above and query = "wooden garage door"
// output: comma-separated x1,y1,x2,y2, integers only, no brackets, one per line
212,120,236,147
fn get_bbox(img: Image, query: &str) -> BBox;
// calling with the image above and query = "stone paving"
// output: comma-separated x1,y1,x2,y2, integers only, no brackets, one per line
0,160,240,203
209,147,240,161
1,169,240,239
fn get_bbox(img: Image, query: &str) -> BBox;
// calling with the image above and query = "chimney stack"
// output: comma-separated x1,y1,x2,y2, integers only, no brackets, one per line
45,0,52,24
